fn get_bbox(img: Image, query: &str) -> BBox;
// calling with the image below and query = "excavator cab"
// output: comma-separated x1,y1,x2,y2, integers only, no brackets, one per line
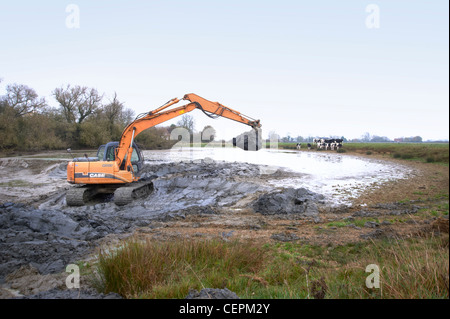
96,142,144,174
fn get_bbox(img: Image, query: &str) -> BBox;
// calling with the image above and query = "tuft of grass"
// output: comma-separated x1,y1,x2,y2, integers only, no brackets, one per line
93,239,267,298
368,236,449,298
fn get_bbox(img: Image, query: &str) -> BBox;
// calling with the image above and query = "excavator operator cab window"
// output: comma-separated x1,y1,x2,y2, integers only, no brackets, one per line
97,145,106,161
131,148,139,162
122,148,140,173
98,144,117,161
131,148,140,173
106,146,116,161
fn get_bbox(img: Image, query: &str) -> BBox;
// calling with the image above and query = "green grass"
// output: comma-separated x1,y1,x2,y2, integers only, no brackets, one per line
323,218,383,229
92,234,449,299
342,143,449,163
420,202,449,218
273,142,449,164
326,221,350,228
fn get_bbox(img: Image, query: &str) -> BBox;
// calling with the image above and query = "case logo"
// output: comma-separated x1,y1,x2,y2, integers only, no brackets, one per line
89,173,106,178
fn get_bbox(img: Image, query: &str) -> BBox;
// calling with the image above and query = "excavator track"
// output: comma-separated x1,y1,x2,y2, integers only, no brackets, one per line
66,186,98,206
113,179,154,206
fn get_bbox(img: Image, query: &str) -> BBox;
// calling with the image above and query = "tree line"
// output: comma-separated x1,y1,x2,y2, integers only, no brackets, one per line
0,80,178,152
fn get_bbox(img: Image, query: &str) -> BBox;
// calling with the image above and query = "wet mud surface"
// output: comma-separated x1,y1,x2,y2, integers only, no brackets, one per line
0,150,447,299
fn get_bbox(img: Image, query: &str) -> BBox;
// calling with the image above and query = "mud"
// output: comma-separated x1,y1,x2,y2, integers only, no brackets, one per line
0,150,446,299
0,160,319,275
252,188,325,219
185,288,240,299
0,158,322,298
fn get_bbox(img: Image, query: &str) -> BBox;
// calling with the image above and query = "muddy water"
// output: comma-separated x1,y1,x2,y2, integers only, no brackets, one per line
143,147,413,205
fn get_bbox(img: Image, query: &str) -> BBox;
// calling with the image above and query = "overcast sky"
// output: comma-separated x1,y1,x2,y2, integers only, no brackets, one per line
0,1,448,141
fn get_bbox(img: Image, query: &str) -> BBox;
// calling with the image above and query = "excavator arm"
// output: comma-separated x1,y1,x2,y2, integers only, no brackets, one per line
116,93,261,172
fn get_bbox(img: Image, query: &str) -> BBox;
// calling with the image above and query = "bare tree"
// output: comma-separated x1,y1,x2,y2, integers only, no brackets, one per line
53,85,103,124
103,92,124,135
80,87,103,123
361,132,372,142
176,114,195,134
1,83,46,117
118,108,135,126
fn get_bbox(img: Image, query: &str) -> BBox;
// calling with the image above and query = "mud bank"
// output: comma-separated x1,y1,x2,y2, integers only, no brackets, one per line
0,159,325,298
0,160,319,277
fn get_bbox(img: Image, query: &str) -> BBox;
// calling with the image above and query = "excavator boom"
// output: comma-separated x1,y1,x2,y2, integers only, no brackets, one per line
116,93,261,172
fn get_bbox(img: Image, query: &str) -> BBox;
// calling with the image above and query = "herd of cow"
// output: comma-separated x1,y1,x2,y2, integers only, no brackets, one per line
296,138,344,151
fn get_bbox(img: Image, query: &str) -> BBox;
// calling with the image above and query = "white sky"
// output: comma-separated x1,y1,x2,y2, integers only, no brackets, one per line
0,1,448,141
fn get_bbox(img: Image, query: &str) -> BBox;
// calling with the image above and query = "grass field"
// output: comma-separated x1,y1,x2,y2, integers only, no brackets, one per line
88,201,450,300
275,142,449,164
91,229,449,299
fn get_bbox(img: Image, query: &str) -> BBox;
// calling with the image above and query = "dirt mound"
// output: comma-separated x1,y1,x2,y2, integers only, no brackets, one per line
0,203,94,279
252,188,325,218
0,158,30,168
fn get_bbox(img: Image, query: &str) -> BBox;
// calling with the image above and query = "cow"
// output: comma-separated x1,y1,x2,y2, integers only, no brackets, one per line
307,143,312,150
317,142,325,150
313,137,344,151
296,143,301,150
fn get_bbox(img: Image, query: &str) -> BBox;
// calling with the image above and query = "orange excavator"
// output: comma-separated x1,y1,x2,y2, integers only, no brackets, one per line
66,93,262,206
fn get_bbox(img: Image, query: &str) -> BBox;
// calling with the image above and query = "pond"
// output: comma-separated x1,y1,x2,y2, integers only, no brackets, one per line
143,147,414,205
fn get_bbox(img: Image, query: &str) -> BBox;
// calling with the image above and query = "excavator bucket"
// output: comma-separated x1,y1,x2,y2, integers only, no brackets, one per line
233,128,262,151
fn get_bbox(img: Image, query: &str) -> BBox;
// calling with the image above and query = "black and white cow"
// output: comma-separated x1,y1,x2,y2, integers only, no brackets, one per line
296,143,301,150
316,138,344,151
